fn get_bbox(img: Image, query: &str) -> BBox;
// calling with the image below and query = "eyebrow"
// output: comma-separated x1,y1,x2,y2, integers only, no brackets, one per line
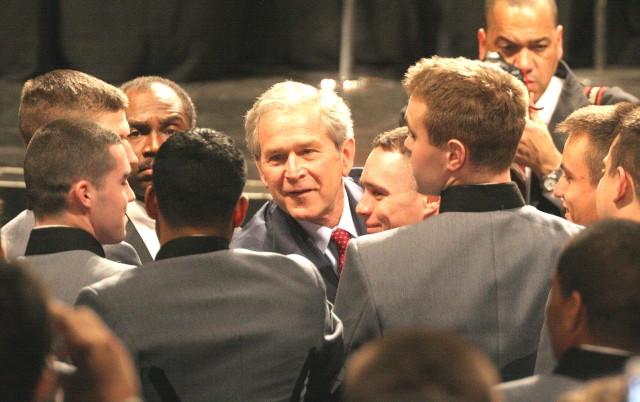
495,35,551,46
158,115,187,125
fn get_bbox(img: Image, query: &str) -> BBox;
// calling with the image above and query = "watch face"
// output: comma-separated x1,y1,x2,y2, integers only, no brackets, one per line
543,177,557,192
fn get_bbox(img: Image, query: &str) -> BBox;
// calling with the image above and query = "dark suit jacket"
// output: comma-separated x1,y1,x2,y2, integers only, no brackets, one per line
230,179,367,303
125,219,153,264
499,347,632,402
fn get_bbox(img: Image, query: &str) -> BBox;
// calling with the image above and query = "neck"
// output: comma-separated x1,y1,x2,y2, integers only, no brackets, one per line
157,217,233,246
443,168,511,190
34,211,95,237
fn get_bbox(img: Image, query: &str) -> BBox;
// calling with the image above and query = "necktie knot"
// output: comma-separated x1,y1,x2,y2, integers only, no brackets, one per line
330,228,351,275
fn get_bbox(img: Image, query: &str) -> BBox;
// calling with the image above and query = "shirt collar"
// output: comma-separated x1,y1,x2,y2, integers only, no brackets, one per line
298,182,357,253
126,200,160,258
155,235,229,261
24,226,105,257
535,75,564,125
439,183,525,214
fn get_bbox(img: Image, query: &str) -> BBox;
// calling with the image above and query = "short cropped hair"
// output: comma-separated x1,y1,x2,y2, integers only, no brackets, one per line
0,261,51,402
372,127,411,157
19,70,127,146
24,119,122,219
153,128,246,228
120,76,197,127
403,56,528,173
556,219,640,351
484,0,558,28
609,108,640,198
345,328,499,402
245,81,353,159
556,103,635,185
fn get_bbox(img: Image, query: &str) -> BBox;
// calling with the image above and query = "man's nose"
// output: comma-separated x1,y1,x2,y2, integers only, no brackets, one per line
142,131,162,157
553,175,567,199
121,140,139,171
356,192,373,217
512,49,533,72
125,182,135,202
284,153,304,179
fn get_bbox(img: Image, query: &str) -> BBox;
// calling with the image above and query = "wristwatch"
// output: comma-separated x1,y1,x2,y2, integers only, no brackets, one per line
540,167,563,192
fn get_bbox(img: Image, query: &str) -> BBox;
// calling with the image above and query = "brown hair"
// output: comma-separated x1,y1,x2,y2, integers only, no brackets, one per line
372,127,411,157
19,70,127,146
403,56,528,173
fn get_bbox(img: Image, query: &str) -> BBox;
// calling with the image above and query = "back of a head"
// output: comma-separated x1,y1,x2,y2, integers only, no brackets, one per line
244,81,353,159
610,107,640,199
24,119,122,220
152,128,246,229
0,260,51,402
403,56,528,173
556,219,640,351
556,103,636,185
18,69,127,146
344,328,500,402
120,76,197,127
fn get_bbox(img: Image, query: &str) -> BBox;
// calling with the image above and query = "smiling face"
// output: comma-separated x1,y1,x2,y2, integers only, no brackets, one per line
124,83,191,199
403,95,449,195
553,135,599,225
90,144,135,244
479,0,563,103
256,108,353,227
357,148,428,233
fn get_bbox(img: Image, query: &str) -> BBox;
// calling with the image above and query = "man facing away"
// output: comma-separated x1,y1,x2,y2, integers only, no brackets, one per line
77,128,343,401
230,81,367,303
478,0,638,215
1,69,141,265
553,103,636,226
499,219,640,401
19,119,136,305
596,108,640,222
120,76,196,262
356,127,439,234
334,56,581,381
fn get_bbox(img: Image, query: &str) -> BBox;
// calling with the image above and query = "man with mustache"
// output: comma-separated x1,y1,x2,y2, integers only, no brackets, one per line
120,76,196,262
478,0,638,216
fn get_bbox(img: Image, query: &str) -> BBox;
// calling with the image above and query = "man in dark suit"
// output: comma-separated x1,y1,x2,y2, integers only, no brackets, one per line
334,56,580,381
20,119,136,305
120,76,196,263
77,128,343,401
1,69,141,265
499,219,640,401
230,81,366,302
478,0,638,215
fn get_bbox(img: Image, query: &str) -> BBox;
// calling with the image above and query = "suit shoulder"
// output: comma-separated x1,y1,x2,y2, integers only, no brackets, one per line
601,86,639,104
230,200,276,250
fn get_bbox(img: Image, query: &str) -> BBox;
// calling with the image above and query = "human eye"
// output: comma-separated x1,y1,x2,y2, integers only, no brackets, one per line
531,43,549,53
128,129,141,139
499,44,519,57
266,153,285,164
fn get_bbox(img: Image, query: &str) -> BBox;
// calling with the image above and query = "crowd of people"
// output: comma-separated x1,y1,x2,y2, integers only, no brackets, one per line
1,0,640,401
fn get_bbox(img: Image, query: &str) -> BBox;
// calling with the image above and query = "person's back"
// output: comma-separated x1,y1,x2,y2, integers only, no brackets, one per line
77,129,342,400
334,56,581,381
19,119,135,304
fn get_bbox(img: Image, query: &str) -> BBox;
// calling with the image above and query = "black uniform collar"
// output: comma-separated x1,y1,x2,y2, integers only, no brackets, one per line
439,182,525,213
553,347,632,381
24,227,105,257
155,236,229,261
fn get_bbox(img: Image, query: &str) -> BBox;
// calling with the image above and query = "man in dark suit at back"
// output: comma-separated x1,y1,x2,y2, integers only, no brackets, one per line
77,128,343,401
230,81,367,302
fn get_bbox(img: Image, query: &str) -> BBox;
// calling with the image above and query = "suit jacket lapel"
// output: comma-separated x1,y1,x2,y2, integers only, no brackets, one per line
125,218,154,263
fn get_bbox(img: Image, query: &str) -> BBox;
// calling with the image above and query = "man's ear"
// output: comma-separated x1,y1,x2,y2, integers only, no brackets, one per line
71,180,93,209
446,139,466,172
562,291,586,341
341,137,356,177
145,185,159,220
556,25,564,61
613,166,631,203
422,195,440,220
478,28,488,60
232,195,249,228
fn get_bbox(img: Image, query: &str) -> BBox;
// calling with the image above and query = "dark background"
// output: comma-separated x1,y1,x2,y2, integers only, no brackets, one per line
1,0,639,224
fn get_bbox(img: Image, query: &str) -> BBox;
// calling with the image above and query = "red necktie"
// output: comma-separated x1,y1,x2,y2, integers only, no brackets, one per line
330,228,351,275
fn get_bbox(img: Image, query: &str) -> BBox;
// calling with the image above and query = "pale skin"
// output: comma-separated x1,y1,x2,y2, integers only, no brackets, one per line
357,147,439,233
595,136,640,221
478,0,563,177
403,95,511,194
255,109,355,228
